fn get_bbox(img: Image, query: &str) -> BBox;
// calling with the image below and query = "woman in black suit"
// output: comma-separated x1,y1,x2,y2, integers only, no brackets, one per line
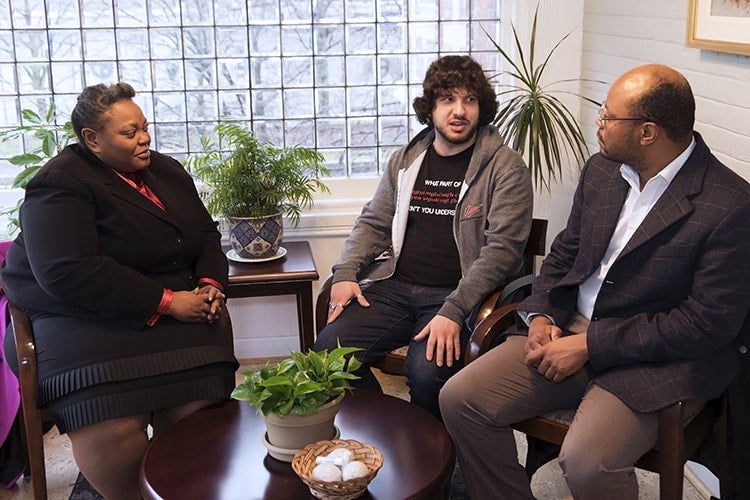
0,82,238,499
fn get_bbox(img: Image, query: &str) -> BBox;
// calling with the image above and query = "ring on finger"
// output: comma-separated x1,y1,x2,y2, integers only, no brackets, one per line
355,294,362,299
336,303,344,308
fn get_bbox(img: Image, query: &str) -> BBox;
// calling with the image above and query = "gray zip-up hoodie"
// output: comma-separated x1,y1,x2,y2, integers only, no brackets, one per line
332,124,533,325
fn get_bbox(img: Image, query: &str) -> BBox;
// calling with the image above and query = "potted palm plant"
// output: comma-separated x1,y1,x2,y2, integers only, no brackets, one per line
187,123,330,261
231,346,362,462
486,5,602,191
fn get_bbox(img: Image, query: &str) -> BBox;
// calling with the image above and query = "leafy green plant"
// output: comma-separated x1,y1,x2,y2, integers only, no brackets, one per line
231,346,362,417
0,103,75,233
485,6,601,191
186,123,330,227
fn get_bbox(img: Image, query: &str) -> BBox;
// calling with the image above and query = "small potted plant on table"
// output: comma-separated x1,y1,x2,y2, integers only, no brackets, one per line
231,346,362,462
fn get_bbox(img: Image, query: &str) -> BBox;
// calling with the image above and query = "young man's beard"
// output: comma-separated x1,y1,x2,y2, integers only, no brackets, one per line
434,120,479,147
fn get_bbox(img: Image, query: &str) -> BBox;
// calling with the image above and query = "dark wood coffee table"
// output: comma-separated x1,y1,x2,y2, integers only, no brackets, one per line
139,390,454,499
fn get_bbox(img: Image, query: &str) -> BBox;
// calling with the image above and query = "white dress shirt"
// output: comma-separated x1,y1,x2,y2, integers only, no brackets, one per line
577,138,696,319
520,138,696,326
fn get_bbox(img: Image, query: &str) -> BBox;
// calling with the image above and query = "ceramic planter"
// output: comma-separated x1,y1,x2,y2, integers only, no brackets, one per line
228,212,283,259
261,392,344,462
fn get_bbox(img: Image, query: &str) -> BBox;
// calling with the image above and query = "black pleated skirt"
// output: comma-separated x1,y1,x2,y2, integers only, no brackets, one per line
31,313,239,434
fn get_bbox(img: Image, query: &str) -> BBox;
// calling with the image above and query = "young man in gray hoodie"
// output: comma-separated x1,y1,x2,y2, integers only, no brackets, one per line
314,55,533,418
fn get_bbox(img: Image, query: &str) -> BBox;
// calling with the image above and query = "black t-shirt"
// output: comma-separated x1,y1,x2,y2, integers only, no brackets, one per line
395,144,474,287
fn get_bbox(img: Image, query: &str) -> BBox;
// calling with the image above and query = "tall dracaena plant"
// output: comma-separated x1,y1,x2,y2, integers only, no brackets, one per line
486,6,601,191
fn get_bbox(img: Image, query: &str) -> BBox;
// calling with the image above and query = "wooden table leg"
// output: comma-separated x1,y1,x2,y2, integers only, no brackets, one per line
297,282,315,352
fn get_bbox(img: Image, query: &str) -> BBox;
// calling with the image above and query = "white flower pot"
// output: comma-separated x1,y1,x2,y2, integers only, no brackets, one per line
261,393,344,462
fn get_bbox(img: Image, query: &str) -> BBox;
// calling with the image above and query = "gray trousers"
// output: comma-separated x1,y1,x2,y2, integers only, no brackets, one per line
439,334,705,500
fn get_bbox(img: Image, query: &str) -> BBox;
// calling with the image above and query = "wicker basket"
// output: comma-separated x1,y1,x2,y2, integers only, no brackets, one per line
291,439,384,500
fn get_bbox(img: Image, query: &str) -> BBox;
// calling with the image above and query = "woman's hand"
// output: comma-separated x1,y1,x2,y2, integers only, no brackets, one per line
196,285,226,322
166,287,224,323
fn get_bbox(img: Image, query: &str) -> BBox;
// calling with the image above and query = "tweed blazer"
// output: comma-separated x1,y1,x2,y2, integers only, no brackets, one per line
519,133,750,412
0,144,227,330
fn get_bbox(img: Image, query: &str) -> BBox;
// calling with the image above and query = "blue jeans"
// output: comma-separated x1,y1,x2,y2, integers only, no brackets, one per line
313,277,470,419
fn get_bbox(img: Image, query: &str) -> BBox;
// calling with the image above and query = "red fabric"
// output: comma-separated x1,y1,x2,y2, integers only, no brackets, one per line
146,288,174,327
198,277,224,293
116,171,167,211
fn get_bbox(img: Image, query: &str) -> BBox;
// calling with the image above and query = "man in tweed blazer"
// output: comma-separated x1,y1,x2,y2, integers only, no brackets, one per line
440,64,750,499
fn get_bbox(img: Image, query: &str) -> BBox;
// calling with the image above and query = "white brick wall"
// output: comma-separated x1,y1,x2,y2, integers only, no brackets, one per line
581,0,750,182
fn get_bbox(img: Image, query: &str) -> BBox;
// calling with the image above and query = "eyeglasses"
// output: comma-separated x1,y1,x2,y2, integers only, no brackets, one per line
596,102,652,128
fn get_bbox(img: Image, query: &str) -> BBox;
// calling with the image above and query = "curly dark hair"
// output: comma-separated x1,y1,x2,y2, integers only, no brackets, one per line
631,77,694,142
412,55,498,127
71,82,137,142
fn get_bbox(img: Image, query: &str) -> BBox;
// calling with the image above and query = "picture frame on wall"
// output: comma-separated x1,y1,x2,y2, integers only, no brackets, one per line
687,0,750,56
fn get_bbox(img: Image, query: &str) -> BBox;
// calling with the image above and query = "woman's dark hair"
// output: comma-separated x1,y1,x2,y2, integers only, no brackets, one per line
70,82,137,142
412,55,498,127
632,78,695,142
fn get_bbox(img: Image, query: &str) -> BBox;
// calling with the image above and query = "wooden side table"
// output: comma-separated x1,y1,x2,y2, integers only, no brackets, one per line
226,240,319,352
140,390,455,499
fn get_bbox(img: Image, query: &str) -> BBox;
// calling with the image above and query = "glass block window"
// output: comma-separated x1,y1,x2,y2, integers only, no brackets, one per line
0,0,503,184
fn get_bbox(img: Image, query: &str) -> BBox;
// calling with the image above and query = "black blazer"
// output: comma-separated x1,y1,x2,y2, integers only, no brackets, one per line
0,144,227,330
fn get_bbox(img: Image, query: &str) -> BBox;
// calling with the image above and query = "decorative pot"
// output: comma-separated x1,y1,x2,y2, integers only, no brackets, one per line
262,392,344,462
228,212,283,259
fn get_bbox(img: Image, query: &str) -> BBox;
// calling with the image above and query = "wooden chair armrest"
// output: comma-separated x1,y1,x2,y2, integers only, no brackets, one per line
474,275,534,327
8,302,49,498
465,302,520,365
9,303,37,388
474,288,503,326
473,217,546,325
314,274,334,334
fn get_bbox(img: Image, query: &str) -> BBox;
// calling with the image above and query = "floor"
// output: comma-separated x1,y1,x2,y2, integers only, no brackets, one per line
0,365,712,500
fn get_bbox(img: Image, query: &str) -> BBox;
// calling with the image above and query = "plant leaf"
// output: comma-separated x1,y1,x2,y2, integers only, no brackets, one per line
20,109,41,124
12,166,42,189
231,346,362,416
488,3,601,191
